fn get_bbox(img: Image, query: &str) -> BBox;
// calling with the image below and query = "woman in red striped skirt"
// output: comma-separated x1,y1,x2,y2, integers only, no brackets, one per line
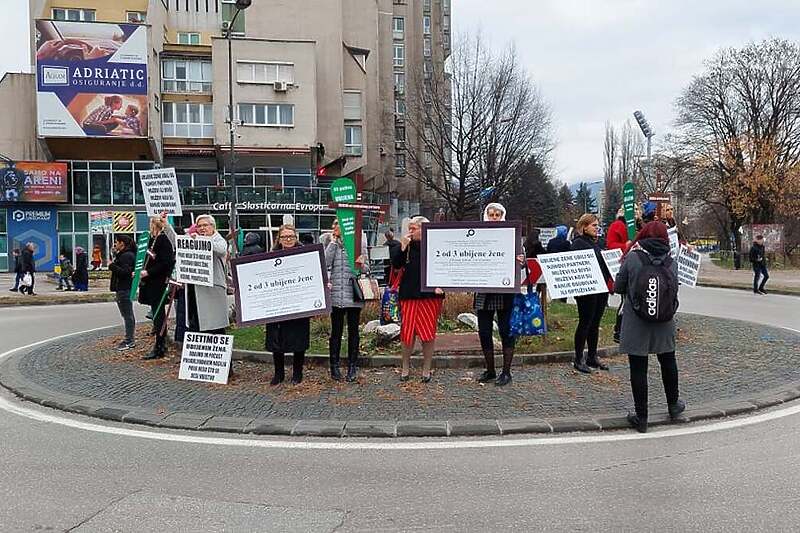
390,216,444,382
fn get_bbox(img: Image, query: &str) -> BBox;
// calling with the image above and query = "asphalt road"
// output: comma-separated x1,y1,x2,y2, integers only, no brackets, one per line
1,287,799,532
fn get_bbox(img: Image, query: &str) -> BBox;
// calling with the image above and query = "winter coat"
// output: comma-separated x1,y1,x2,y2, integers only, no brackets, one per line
385,238,402,260
546,235,571,254
12,254,22,274
20,248,35,274
241,232,265,257
137,233,174,306
749,242,766,266
109,249,135,292
325,237,368,309
265,242,310,354
73,251,89,286
606,218,629,254
391,239,444,300
59,258,74,279
614,239,678,356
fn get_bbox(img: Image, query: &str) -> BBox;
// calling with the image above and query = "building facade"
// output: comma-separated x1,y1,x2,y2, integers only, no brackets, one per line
0,0,450,270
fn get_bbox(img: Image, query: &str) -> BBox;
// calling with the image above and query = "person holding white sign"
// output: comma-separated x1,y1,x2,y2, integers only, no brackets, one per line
570,214,614,373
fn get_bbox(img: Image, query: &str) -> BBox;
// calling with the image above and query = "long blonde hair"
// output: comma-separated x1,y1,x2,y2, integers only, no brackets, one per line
149,216,165,235
575,213,599,236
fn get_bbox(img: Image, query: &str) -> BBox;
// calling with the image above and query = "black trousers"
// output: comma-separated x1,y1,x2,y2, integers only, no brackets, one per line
574,292,609,361
330,307,361,365
753,264,769,292
628,352,679,417
273,351,306,378
150,302,167,354
477,308,515,352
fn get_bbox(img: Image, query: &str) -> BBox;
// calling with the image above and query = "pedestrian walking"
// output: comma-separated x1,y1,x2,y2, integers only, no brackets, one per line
614,221,686,433
8,249,22,292
72,247,89,291
325,219,369,382
56,253,74,291
138,216,175,360
571,214,613,373
19,242,36,296
749,235,769,295
108,235,136,350
391,215,445,383
266,224,310,385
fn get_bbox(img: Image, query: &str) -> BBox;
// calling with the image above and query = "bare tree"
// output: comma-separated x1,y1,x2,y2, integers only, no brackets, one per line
404,34,554,220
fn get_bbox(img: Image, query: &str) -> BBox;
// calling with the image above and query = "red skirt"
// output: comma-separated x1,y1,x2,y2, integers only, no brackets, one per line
400,298,443,345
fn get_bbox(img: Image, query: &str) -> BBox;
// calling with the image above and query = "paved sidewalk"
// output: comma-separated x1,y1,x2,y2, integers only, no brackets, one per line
0,272,114,306
698,254,800,294
2,313,799,437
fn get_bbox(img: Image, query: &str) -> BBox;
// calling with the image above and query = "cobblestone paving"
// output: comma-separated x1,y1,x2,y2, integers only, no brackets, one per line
13,315,800,420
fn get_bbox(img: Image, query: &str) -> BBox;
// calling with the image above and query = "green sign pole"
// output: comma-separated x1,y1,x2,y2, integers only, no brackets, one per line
130,231,151,300
330,177,358,274
622,181,637,240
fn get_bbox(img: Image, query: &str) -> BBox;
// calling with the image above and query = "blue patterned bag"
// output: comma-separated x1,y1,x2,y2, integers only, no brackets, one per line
509,284,546,337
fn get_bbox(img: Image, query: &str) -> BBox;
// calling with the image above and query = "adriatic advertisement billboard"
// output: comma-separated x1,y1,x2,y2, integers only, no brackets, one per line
1,162,68,203
35,20,148,138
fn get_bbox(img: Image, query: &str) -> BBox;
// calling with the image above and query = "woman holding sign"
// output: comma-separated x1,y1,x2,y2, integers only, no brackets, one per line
266,224,311,385
139,217,175,360
391,216,445,383
571,214,613,373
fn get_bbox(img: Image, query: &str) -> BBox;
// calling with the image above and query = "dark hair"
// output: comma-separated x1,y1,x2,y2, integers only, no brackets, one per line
755,234,764,240
115,234,136,253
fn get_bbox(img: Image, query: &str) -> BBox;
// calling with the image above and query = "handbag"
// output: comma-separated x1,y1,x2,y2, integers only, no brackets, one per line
380,267,403,324
509,265,546,336
350,276,365,302
357,276,380,300
21,273,33,288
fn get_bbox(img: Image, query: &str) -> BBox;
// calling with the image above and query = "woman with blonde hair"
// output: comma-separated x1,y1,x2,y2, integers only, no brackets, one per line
390,215,444,382
139,216,175,360
570,213,613,373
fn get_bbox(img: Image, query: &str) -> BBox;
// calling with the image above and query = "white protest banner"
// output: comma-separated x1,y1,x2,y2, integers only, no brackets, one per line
139,167,183,216
178,333,233,385
231,244,330,326
175,235,214,287
538,249,609,299
422,222,521,293
668,227,680,258
600,249,624,280
537,227,558,247
677,244,701,287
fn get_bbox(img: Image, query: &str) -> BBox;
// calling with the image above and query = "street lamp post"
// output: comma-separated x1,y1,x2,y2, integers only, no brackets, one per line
225,0,252,251
633,110,656,192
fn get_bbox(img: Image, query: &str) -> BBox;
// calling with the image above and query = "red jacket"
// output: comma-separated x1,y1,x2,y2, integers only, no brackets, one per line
606,218,629,254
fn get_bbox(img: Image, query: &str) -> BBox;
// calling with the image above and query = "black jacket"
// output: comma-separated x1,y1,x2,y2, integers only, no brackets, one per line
12,254,22,274
546,236,571,254
20,248,35,273
138,233,175,306
109,249,136,292
749,243,765,266
73,252,89,285
571,234,613,284
265,242,310,353
385,238,401,259
390,240,443,300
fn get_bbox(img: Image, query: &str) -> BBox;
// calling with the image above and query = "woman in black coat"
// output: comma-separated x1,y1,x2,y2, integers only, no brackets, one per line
266,224,311,385
138,217,175,360
72,247,90,291
19,243,36,295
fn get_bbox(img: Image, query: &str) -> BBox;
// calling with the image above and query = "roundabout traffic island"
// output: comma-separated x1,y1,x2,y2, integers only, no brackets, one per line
2,314,799,438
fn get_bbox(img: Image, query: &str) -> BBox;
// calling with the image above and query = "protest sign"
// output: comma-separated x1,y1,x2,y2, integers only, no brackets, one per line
536,227,558,247
600,248,624,279
331,177,358,274
139,167,182,216
525,258,544,285
677,244,701,287
538,249,609,299
421,222,521,293
90,211,112,233
668,227,680,258
175,235,214,287
129,231,151,300
623,182,637,240
178,333,233,385
231,244,330,326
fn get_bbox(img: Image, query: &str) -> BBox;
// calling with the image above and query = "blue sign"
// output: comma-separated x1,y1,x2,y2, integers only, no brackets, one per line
7,207,58,271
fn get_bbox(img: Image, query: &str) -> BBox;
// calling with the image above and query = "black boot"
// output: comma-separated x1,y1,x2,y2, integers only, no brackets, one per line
346,362,358,382
495,346,514,386
478,348,496,382
142,338,166,360
291,352,305,384
330,353,342,381
271,352,285,386
668,399,686,419
627,411,648,433
586,356,609,371
573,352,592,374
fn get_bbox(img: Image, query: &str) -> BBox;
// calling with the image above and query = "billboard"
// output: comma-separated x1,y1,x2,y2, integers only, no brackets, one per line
7,207,58,271
0,162,68,203
35,20,148,138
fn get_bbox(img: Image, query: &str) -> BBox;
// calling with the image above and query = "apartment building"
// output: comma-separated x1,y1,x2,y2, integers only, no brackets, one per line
0,0,450,271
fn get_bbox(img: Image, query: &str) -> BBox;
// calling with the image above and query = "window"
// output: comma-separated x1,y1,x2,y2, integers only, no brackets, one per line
221,0,246,34
344,126,363,156
395,154,406,176
236,62,294,84
443,14,450,31
393,44,405,67
395,99,406,115
423,15,431,35
423,0,432,10
424,61,432,79
395,126,405,142
238,104,294,126
392,17,405,40
89,172,111,204
424,37,432,57
177,32,201,45
162,103,214,138
126,11,146,23
162,59,212,92
394,73,405,95
443,0,450,11
52,8,95,21
343,91,361,121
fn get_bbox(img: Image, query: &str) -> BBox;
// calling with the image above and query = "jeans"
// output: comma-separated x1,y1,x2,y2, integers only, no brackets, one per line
477,308,515,352
753,263,769,292
628,352,680,418
12,272,22,290
58,276,73,290
115,290,135,343
330,307,361,365
574,292,609,362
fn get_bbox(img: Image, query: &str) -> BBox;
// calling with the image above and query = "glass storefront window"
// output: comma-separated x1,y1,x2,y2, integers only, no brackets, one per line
75,234,89,252
193,173,217,187
185,188,209,206
0,209,6,233
136,213,150,233
239,214,265,230
74,212,89,232
268,189,294,203
319,188,332,204
208,187,231,203
237,187,265,202
296,189,319,204
254,173,281,187
90,172,112,204
59,235,74,260
58,212,73,232
295,215,318,229
176,172,193,188
319,215,336,231
73,171,88,204
112,171,134,204
134,174,145,204
284,174,312,187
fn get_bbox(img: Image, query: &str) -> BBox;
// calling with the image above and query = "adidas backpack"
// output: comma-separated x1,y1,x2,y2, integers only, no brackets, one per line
630,250,679,323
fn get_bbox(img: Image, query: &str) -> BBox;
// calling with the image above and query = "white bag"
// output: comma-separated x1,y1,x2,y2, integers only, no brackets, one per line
21,273,33,288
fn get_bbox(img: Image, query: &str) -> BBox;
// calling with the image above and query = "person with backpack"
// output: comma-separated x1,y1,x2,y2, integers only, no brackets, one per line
614,221,686,433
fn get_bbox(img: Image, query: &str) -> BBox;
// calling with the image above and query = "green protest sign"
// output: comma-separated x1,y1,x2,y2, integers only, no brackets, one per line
330,177,358,274
130,231,151,300
623,182,637,240
237,228,244,255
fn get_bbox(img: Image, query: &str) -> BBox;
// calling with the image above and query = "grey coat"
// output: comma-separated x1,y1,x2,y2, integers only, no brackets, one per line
325,236,369,309
614,248,678,356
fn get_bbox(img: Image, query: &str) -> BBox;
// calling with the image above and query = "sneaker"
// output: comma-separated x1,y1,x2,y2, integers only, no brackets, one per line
56,287,63,291
8,288,18,292
758,289,768,295
116,341,136,351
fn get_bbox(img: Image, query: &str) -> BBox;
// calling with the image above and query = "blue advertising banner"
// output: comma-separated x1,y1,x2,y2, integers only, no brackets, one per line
35,20,148,138
7,207,58,271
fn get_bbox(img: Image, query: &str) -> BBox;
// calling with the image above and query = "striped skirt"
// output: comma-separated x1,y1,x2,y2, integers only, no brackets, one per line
400,298,443,345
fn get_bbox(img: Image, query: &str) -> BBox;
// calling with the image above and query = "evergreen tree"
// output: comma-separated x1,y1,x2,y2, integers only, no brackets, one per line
556,182,576,224
503,158,559,230
574,182,597,215
602,179,622,227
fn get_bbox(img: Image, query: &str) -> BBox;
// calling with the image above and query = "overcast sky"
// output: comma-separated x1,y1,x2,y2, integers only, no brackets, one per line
4,0,800,184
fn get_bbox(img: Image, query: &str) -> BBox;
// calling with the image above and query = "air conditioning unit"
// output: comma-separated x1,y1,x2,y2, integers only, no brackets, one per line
273,81,289,92
221,21,231,32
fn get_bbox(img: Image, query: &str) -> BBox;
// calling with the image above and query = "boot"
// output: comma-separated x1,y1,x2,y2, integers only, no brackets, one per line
330,364,343,381
573,351,592,374
586,355,609,371
142,338,166,360
478,348,496,382
346,362,358,382
291,352,305,384
495,346,514,386
271,352,285,386
668,399,686,419
627,411,648,433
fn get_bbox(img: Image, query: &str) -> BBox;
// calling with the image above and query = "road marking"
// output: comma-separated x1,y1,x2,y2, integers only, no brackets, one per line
1,327,799,451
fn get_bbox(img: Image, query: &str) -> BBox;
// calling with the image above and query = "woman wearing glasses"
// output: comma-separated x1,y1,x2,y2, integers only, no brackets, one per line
266,224,311,385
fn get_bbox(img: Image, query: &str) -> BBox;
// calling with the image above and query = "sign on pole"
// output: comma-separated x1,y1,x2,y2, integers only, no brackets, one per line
139,167,182,216
600,248,624,279
330,177,358,274
175,235,214,287
130,231,151,300
623,182,637,240
178,333,234,385
677,245,701,287
538,249,609,299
